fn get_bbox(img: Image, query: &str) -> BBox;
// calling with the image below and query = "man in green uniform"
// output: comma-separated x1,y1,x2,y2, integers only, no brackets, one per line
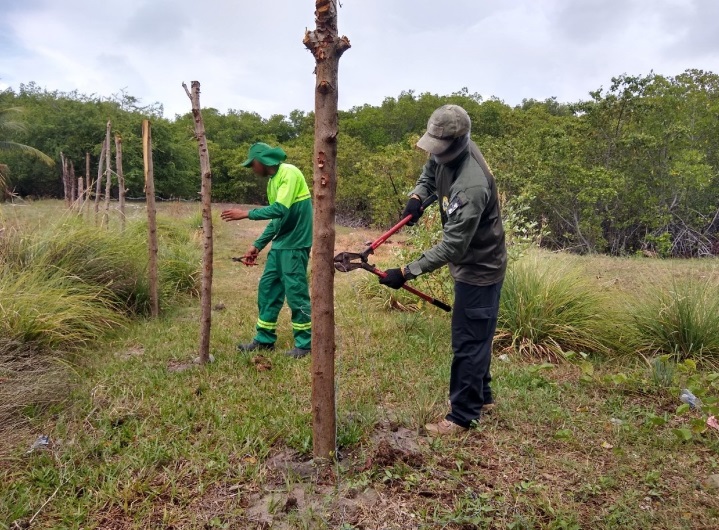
380,105,507,435
220,142,312,359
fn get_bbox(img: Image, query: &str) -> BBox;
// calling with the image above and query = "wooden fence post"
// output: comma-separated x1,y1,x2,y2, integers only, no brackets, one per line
115,134,126,230
77,177,84,209
60,152,68,207
94,140,106,223
142,120,160,317
69,160,77,207
304,0,351,462
103,120,112,227
85,152,91,212
183,81,214,365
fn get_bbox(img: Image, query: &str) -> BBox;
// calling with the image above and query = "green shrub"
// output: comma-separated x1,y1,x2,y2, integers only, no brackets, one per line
631,279,719,362
496,256,619,360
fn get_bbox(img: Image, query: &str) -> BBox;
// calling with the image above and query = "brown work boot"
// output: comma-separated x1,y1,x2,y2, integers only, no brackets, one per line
425,419,468,436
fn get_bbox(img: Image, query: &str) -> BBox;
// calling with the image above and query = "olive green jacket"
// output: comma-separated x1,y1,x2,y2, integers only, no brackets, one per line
407,141,507,286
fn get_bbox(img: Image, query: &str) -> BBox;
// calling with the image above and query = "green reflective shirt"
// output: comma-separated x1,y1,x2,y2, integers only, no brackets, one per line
249,163,313,251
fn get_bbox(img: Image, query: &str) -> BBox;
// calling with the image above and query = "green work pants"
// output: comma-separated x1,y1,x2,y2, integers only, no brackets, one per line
254,248,311,349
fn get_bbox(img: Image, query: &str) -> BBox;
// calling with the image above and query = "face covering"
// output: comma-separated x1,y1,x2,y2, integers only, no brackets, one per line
431,133,470,165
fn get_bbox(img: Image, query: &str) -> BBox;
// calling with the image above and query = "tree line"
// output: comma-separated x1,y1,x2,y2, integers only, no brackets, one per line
1,69,718,256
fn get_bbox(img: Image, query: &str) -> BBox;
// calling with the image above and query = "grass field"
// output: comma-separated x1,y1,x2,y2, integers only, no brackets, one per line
2,200,719,529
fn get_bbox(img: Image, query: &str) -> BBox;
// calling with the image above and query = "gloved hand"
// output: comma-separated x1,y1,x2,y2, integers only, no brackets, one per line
379,268,406,290
402,196,423,226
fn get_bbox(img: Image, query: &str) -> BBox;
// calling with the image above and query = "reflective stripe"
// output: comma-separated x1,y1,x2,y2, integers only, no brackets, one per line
257,319,278,330
292,321,312,331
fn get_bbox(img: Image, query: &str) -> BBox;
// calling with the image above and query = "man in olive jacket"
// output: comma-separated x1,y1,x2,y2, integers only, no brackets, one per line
380,104,507,435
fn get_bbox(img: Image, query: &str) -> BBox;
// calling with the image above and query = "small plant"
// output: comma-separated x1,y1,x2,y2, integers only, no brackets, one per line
650,354,676,388
644,231,673,258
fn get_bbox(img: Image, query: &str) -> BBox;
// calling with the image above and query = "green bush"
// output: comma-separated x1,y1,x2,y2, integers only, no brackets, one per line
496,255,619,360
630,279,719,361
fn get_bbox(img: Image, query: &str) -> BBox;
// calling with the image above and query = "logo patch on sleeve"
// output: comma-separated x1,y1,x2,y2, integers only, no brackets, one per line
447,193,467,215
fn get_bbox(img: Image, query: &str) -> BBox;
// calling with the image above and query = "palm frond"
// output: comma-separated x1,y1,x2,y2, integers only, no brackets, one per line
0,108,28,134
0,163,8,193
0,141,55,166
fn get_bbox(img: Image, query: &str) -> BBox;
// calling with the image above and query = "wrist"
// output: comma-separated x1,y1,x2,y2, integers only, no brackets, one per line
402,266,416,280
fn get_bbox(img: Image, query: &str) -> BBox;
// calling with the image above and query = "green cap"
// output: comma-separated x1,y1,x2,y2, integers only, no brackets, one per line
241,142,288,168
416,105,471,154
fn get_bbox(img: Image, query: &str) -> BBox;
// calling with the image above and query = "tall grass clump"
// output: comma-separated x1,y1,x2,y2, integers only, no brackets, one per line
26,220,152,313
631,279,719,362
9,217,201,315
496,255,619,360
160,243,201,298
0,266,126,349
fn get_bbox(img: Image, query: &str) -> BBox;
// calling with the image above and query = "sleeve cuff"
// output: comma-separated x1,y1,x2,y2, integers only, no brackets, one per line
407,260,424,277
248,209,259,221
410,187,427,201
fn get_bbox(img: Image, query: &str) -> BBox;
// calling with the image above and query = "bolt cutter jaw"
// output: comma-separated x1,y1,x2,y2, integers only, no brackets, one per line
333,251,374,273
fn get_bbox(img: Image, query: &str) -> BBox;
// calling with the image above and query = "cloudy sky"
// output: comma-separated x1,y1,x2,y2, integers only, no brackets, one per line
1,0,718,118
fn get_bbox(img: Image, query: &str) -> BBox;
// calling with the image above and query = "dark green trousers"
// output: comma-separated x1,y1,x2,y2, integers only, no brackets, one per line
254,248,311,349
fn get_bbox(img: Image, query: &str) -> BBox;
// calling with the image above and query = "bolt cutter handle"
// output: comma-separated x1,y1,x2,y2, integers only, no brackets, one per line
363,194,438,257
370,266,451,313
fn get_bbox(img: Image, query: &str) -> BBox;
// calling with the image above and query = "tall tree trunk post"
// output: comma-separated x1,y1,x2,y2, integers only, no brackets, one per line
183,81,214,365
94,140,106,223
143,120,160,317
115,134,126,231
102,120,112,227
303,0,351,462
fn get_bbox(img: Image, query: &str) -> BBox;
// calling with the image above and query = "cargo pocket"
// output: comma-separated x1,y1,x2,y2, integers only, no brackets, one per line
465,306,497,341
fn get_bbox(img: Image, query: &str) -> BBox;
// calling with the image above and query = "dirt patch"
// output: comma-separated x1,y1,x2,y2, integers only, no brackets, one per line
251,355,272,372
115,345,144,361
93,506,133,530
265,449,317,481
166,360,195,373
372,439,425,469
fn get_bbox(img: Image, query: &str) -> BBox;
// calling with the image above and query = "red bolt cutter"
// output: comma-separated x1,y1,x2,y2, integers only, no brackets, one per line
334,195,452,312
